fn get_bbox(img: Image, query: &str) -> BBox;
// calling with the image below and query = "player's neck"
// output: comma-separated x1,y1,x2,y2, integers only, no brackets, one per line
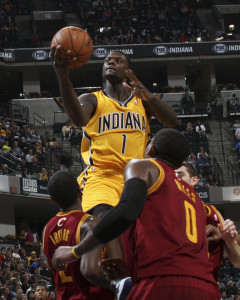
105,83,131,103
60,201,82,212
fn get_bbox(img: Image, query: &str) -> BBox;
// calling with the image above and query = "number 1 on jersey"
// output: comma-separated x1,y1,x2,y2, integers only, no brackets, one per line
121,134,127,154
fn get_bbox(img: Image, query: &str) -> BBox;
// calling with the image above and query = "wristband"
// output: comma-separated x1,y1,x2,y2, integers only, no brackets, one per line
71,247,81,259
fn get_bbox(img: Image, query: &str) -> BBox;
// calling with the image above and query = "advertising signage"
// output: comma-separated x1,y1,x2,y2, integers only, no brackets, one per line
1,41,240,64
21,178,49,196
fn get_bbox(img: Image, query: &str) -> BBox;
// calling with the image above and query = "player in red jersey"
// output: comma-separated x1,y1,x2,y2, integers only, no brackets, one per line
52,128,221,300
42,170,114,300
175,162,240,275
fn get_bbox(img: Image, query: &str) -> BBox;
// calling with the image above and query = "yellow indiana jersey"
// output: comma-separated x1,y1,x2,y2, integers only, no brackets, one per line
81,90,150,172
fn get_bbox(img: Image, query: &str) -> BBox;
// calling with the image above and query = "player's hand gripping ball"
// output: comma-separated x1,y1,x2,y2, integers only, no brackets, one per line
51,26,93,68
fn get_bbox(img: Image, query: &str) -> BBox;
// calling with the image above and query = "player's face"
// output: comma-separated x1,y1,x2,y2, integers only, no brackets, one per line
35,286,48,300
175,166,193,186
102,52,128,81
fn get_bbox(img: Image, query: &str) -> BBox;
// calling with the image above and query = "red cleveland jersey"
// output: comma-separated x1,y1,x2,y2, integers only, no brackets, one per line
121,159,217,286
42,210,113,300
204,204,224,281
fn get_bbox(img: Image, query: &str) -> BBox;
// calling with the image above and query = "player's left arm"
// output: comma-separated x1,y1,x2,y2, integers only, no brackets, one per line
52,159,158,270
80,216,113,288
123,69,177,127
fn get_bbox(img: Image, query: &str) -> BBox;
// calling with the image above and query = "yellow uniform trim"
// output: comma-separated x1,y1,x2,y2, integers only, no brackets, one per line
56,210,82,217
72,247,81,259
75,214,90,244
147,159,165,195
203,204,211,217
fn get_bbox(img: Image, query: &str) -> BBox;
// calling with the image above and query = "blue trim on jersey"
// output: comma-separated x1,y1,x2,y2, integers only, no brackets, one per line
103,90,134,107
83,130,93,166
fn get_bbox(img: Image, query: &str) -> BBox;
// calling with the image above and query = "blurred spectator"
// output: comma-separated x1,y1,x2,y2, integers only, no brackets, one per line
214,91,224,120
2,140,11,152
181,89,195,114
44,131,52,143
25,150,34,175
37,168,48,181
1,285,13,299
196,173,206,188
184,124,196,137
235,128,240,141
12,141,24,159
39,261,52,285
185,152,198,170
2,164,10,175
26,290,35,299
32,131,42,145
29,258,43,275
236,141,240,152
27,252,37,268
206,103,212,120
197,147,209,159
186,122,194,132
21,133,32,153
206,174,218,187
233,119,240,133
230,93,240,111
226,280,238,298
197,151,211,175
49,170,55,179
26,125,35,137
178,31,189,42
16,288,24,299
220,291,228,299
195,120,206,136
61,121,72,140
175,119,186,132
15,168,23,178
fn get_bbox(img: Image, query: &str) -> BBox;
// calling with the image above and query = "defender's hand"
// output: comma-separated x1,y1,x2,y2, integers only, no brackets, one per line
52,246,78,270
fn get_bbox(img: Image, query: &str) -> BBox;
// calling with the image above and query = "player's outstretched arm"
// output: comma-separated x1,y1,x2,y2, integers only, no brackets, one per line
123,69,177,127
52,159,157,270
51,45,97,127
219,219,240,268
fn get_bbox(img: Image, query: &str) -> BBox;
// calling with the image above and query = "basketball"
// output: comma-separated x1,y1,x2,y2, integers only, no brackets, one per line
51,26,93,68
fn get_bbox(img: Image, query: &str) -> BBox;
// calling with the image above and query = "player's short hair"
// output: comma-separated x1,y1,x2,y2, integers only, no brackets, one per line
36,281,49,291
47,170,79,210
182,161,198,177
152,128,190,169
108,51,131,67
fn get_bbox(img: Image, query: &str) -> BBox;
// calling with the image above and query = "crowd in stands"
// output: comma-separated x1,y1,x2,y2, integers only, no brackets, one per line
0,118,73,179
0,0,238,49
0,244,56,299
218,257,240,300
175,118,218,186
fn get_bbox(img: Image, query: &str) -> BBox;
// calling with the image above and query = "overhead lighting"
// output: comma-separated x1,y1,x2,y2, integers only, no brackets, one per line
229,24,235,30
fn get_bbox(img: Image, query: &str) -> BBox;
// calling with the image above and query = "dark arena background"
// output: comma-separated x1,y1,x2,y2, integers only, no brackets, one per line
0,0,240,298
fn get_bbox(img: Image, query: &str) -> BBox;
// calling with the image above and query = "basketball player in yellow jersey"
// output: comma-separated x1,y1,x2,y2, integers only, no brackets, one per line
52,49,177,213
51,48,177,290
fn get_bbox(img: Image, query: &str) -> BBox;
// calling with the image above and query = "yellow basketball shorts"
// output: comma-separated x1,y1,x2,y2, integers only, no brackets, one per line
77,166,124,212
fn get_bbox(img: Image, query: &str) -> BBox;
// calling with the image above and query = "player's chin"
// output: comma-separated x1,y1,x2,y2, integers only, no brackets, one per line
104,73,119,80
